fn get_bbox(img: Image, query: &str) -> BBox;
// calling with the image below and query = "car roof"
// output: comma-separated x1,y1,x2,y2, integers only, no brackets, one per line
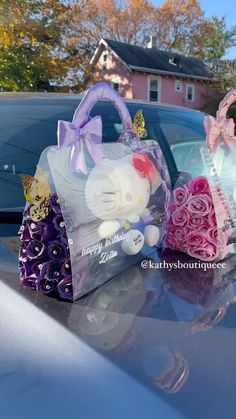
0,92,204,114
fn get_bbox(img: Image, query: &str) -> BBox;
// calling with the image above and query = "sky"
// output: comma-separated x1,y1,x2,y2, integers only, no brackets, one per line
151,0,236,58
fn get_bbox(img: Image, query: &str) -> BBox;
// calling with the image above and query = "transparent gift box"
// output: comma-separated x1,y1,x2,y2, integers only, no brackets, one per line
165,90,236,261
19,82,171,301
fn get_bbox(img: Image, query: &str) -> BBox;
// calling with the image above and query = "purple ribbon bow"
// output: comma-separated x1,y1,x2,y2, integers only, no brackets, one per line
57,115,103,174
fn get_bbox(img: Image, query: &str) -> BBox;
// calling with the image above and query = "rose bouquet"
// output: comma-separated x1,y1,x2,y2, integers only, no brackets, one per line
19,193,73,301
165,176,230,261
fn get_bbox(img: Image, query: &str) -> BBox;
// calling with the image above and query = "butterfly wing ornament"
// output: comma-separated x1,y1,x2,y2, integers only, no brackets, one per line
20,166,51,222
132,109,147,139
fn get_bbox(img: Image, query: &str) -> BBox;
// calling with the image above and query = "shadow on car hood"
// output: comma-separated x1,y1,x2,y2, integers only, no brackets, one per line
1,237,236,419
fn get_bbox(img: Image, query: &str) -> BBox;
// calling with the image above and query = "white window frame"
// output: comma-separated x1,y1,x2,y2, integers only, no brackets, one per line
148,75,161,102
175,80,183,92
111,77,120,92
102,52,108,70
186,84,195,102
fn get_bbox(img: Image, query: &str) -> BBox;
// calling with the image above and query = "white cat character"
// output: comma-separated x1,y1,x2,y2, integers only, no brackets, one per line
85,152,161,255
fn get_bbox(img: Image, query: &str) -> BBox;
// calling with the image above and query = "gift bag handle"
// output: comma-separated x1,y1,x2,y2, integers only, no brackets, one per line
72,82,133,139
205,89,236,153
217,89,236,118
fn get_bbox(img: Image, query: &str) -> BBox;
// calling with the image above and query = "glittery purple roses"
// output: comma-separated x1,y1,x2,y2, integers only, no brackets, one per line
19,192,73,300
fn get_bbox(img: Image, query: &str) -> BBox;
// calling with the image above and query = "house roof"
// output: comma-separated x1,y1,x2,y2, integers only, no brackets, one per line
100,38,211,81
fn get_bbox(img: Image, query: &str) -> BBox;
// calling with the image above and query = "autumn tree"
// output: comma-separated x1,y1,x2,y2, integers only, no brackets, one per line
150,0,236,60
201,16,236,61
199,16,236,114
63,0,154,57
0,0,83,91
1,0,235,92
151,0,205,55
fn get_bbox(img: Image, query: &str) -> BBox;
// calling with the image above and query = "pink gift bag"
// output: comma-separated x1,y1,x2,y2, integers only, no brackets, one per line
165,90,236,261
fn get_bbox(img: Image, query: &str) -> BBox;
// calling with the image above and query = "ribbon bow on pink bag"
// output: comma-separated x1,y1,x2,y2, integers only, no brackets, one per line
57,115,103,175
204,90,236,153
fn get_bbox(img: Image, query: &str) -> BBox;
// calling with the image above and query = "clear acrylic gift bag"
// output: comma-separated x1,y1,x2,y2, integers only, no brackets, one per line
165,90,236,261
19,82,171,300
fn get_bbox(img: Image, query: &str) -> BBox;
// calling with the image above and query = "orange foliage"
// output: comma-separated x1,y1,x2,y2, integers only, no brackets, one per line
152,0,205,55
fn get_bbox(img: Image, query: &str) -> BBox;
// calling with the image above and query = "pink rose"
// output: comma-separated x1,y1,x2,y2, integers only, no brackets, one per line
166,224,189,249
207,208,217,228
167,202,177,213
187,230,209,248
187,229,219,261
188,243,218,261
188,176,210,195
173,186,189,206
206,227,228,247
189,215,209,229
171,207,190,226
187,194,213,216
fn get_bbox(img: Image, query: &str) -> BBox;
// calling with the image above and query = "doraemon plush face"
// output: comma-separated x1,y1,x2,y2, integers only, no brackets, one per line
85,153,160,221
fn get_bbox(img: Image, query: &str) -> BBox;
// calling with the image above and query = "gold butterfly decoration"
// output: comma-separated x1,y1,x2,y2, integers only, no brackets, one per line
20,166,51,222
132,109,147,139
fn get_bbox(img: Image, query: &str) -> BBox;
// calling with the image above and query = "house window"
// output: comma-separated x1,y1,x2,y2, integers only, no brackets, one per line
102,53,108,70
175,80,183,92
149,76,160,102
111,79,120,92
186,84,195,102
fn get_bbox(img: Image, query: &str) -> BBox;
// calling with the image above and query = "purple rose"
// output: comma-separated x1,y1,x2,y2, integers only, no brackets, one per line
172,207,190,226
60,231,69,246
61,257,72,277
40,261,63,281
19,262,26,279
22,276,37,289
173,186,189,206
187,194,212,216
18,222,31,241
188,176,210,195
53,214,66,233
36,277,57,294
57,277,73,300
48,241,67,261
23,259,44,277
48,193,62,214
28,219,58,242
26,240,46,259
19,242,28,262
28,221,44,239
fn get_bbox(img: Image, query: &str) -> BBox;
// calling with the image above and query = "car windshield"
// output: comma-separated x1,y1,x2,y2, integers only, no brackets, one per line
0,96,205,222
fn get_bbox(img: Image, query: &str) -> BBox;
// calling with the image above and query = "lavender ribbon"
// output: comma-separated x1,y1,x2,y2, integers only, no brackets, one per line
57,115,103,174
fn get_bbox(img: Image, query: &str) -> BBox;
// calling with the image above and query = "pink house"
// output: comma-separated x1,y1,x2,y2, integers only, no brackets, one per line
87,38,214,109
